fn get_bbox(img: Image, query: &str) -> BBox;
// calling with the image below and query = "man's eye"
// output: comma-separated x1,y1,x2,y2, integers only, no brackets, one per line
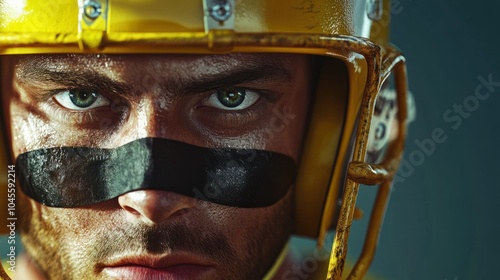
204,89,260,110
53,89,110,110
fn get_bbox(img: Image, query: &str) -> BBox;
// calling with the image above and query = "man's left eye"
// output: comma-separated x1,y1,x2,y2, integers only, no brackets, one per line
203,89,259,110
53,89,110,110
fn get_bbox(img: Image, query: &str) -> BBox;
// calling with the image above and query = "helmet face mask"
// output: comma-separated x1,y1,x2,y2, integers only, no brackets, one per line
0,0,410,279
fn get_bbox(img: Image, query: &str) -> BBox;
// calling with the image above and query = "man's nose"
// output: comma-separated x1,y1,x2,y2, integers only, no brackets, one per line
118,190,196,224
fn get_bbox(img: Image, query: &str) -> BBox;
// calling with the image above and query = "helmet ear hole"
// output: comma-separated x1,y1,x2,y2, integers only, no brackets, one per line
294,56,348,238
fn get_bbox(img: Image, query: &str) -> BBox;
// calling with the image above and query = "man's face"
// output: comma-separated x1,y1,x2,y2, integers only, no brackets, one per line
1,53,314,279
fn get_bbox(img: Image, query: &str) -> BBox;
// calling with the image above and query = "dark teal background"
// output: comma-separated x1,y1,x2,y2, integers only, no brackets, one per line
349,1,500,279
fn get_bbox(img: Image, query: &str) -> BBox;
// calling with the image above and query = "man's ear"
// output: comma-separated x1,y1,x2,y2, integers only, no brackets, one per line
366,87,416,164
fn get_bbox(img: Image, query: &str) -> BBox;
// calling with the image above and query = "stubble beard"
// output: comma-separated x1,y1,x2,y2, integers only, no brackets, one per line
18,190,293,280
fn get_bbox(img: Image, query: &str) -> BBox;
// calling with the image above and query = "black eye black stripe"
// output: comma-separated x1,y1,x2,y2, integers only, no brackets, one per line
16,138,296,208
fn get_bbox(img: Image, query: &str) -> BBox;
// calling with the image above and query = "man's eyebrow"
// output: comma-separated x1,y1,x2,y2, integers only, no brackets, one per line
174,64,292,95
16,66,133,97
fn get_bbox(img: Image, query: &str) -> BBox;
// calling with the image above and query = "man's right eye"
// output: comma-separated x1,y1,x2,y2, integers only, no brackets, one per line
53,89,110,110
201,88,260,111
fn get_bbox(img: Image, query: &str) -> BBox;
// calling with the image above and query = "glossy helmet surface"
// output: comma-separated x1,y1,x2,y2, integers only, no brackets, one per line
0,0,409,279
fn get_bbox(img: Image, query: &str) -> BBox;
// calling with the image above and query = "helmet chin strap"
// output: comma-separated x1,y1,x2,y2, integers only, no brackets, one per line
16,137,296,208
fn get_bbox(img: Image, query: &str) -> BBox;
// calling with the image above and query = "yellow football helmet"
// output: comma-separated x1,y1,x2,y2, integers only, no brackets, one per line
0,0,410,279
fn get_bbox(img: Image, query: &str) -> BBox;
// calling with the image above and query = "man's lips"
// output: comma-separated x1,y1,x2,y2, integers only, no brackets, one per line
104,253,212,268
100,253,215,279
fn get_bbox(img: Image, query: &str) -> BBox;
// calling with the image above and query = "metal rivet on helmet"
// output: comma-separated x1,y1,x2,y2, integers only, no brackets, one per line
83,0,102,20
209,0,232,22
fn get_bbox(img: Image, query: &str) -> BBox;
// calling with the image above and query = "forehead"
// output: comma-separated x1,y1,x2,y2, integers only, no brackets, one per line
9,53,301,74
4,53,312,91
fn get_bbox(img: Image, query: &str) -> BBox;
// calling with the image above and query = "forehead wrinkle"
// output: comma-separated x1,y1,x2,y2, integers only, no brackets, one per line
13,53,293,81
13,52,293,72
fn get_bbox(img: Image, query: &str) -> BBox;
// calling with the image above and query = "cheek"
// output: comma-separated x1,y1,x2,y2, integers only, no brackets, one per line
263,104,307,161
263,88,310,162
9,107,58,157
205,189,293,251
19,197,118,266
20,193,89,237
7,88,124,156
18,192,79,263
2,72,66,157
